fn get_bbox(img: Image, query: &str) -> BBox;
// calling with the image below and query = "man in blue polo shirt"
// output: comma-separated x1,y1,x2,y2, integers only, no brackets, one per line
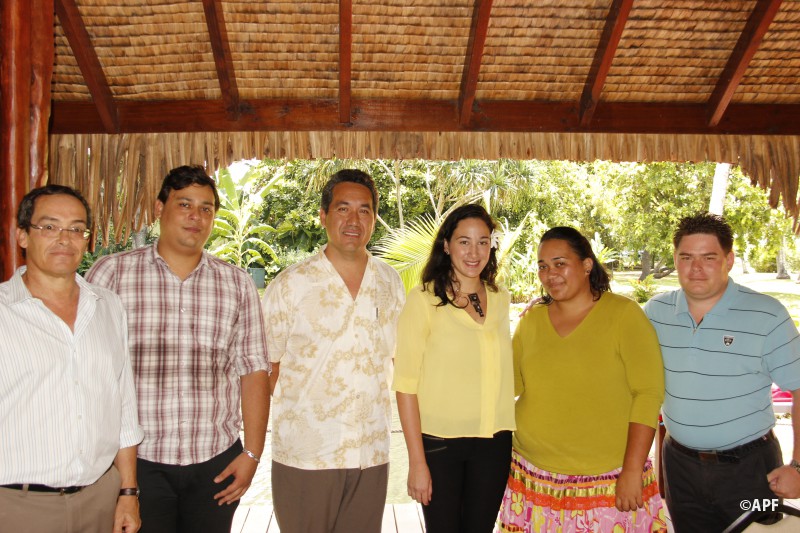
645,213,800,532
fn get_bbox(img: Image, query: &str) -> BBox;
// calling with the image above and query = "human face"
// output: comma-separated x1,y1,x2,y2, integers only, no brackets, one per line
444,217,492,285
674,233,733,305
537,239,593,302
17,194,89,279
319,182,376,259
155,184,216,255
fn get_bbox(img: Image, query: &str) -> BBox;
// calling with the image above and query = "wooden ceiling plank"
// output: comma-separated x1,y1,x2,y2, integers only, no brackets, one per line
50,99,800,136
578,0,633,127
339,0,353,124
459,0,494,127
707,0,783,127
202,0,240,121
54,0,118,133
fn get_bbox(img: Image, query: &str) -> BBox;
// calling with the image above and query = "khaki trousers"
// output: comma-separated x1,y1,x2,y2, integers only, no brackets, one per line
0,465,121,533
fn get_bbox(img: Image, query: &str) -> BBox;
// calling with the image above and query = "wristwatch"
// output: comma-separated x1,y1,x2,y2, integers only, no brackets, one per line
790,459,800,475
119,487,140,497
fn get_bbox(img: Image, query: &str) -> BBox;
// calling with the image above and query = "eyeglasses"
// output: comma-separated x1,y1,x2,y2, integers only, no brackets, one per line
29,224,91,241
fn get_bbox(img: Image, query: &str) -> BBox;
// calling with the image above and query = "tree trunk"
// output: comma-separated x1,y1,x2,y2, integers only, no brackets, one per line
708,163,730,215
639,250,652,280
132,228,148,248
777,241,790,279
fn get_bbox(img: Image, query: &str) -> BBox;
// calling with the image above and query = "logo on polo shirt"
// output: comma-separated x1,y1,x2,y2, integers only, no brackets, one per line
723,335,734,346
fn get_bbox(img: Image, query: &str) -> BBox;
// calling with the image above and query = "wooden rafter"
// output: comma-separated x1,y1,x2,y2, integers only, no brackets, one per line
458,0,493,127
339,0,353,124
50,99,800,136
579,0,633,127
202,0,240,121
54,0,118,133
707,0,783,127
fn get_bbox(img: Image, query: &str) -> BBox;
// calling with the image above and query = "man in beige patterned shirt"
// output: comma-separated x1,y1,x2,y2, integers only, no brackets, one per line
262,169,405,533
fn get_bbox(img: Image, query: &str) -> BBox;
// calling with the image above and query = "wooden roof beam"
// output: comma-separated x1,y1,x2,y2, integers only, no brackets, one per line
55,0,118,133
578,0,633,127
339,0,353,124
50,99,800,136
458,0,493,127
202,0,240,121
707,0,783,127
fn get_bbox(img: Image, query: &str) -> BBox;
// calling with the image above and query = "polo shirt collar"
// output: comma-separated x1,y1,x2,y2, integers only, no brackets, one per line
675,277,736,318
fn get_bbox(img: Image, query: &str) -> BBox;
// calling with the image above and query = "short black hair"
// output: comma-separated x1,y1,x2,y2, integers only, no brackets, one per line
157,165,220,211
673,213,734,254
17,184,92,230
539,226,610,303
320,169,379,214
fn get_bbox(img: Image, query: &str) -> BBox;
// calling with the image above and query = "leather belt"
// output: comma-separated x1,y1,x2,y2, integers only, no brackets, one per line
1,483,84,494
668,431,775,464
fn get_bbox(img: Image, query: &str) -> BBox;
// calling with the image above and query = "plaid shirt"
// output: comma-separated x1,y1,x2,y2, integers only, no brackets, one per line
87,243,269,465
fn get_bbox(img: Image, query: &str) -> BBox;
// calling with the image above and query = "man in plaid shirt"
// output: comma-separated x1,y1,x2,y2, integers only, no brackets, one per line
87,165,270,533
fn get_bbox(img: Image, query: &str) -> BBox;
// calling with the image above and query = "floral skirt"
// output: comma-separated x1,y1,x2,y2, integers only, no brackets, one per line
496,449,667,533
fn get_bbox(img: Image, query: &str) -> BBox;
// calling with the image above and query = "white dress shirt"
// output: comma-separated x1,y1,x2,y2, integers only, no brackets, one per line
0,267,143,487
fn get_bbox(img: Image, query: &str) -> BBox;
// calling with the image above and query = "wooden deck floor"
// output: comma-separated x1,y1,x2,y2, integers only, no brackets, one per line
231,503,426,533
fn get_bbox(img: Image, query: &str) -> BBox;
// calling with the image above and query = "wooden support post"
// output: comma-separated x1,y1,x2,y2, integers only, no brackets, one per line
1,0,32,280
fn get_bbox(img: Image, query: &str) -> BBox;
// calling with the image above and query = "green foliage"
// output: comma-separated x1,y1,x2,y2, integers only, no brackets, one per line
630,274,658,303
607,162,715,269
207,165,279,268
503,246,540,303
372,215,439,291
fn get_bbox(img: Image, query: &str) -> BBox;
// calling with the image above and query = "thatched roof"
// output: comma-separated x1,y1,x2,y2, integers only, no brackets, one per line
48,0,800,237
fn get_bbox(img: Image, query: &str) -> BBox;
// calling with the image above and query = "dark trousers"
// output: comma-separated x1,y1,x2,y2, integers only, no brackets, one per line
137,440,242,533
421,430,512,533
662,433,783,533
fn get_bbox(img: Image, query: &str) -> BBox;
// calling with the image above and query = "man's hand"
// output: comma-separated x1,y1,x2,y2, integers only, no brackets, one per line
213,452,259,505
767,465,800,499
113,496,141,533
614,468,644,512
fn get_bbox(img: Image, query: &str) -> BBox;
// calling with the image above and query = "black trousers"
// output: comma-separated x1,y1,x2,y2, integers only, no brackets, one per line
421,430,512,533
662,433,783,533
137,439,242,533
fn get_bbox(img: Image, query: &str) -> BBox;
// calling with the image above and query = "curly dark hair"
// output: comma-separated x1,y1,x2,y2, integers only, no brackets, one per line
539,226,610,304
421,204,498,307
673,212,734,254
157,165,220,211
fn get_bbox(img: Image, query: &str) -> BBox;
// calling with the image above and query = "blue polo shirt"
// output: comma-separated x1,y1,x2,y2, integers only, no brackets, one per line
645,278,800,450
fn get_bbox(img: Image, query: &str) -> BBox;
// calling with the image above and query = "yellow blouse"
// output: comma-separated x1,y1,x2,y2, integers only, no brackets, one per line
392,284,516,438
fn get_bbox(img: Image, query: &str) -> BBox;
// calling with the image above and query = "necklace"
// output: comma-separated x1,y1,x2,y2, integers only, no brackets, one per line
466,292,485,317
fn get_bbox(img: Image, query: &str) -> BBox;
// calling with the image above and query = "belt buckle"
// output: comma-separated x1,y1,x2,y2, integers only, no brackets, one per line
697,451,718,462
59,486,82,495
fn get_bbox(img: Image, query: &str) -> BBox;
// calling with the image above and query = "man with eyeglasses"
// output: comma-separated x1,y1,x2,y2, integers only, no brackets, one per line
0,185,144,532
87,165,270,533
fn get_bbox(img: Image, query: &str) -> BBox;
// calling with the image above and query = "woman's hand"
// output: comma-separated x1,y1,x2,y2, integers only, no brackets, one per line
407,460,433,506
614,468,644,512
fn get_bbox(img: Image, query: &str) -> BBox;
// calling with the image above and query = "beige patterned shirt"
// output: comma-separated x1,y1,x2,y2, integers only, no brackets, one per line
262,247,405,469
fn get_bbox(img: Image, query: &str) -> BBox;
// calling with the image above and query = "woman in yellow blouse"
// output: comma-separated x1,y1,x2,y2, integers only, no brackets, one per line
393,204,516,533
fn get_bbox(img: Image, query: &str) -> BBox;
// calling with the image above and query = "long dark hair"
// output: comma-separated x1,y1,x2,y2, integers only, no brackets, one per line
539,226,610,304
421,204,498,307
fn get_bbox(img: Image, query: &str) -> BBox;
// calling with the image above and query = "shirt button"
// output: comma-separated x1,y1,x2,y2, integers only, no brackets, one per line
180,308,186,313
